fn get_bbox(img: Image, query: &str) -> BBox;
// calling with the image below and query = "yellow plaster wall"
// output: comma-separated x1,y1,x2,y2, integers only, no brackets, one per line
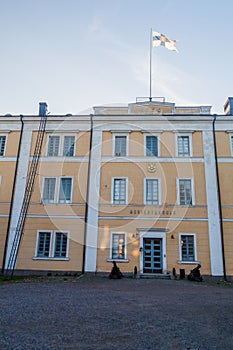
222,223,233,276
102,131,112,157
31,131,90,157
5,132,21,156
129,132,144,156
16,218,85,271
30,161,88,204
0,162,17,202
96,219,211,275
215,132,231,157
77,132,90,156
218,163,233,206
192,132,204,157
100,162,206,206
160,132,176,157
101,131,204,158
0,218,8,268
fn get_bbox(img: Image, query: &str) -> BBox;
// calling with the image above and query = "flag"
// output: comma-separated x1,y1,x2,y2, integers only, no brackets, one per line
152,31,178,52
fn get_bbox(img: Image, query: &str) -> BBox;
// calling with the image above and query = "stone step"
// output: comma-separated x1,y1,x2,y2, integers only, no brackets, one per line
139,273,171,280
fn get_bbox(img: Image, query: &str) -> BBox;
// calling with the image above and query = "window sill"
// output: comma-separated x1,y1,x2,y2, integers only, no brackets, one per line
177,260,200,265
107,259,129,263
33,257,70,261
41,202,72,205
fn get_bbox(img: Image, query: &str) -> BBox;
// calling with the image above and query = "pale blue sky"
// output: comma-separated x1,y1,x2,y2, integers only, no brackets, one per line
0,0,232,115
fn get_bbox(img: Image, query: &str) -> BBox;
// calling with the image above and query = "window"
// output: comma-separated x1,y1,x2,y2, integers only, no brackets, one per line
42,177,72,204
145,179,159,205
231,136,233,155
59,178,72,203
0,135,6,156
43,178,56,203
47,136,60,156
180,234,196,261
47,135,76,156
111,233,126,260
113,178,127,204
63,136,75,156
146,136,158,156
179,179,193,205
36,231,51,257
177,136,191,156
35,231,69,259
54,232,68,258
115,136,127,156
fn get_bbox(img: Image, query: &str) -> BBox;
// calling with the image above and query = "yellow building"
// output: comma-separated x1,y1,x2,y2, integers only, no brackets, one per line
1,98,233,279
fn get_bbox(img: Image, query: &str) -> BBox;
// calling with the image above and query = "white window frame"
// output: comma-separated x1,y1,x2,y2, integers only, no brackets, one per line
62,135,76,157
34,230,69,260
111,177,128,205
109,232,128,261
230,134,233,156
53,231,69,259
47,134,60,157
176,134,192,157
178,233,197,263
35,230,53,258
144,133,160,157
42,176,73,204
46,133,76,157
58,177,73,204
176,178,195,206
42,177,57,204
144,178,161,205
0,134,7,157
113,133,129,157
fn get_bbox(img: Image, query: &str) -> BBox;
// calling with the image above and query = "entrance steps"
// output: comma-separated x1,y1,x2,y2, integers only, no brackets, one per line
139,273,171,280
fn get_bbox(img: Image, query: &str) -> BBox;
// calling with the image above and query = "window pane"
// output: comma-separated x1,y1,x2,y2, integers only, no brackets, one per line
37,232,51,257
146,179,159,205
59,178,72,203
47,136,60,156
0,136,6,156
63,136,75,156
113,179,126,204
43,178,56,203
146,136,158,156
115,136,126,156
178,136,190,156
181,235,195,261
112,233,125,259
54,232,68,257
179,179,192,205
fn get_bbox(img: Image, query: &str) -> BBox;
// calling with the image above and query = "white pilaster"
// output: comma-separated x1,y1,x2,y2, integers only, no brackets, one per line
203,130,224,276
5,126,33,268
85,129,102,272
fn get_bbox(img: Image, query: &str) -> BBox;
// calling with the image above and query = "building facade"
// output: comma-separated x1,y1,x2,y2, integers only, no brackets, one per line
1,98,233,278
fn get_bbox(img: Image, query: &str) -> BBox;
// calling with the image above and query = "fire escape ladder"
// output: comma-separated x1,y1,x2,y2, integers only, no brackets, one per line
6,111,47,276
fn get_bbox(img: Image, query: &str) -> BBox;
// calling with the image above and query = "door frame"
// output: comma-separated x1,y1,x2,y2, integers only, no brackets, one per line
139,230,167,274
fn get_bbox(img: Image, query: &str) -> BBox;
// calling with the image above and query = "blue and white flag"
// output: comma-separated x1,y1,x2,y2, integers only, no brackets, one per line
152,31,178,52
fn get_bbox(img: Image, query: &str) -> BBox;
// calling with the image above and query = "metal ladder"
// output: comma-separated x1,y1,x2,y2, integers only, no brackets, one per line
6,111,47,277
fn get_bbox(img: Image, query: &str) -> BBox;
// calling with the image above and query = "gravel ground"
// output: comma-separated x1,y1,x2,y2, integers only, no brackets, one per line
0,276,233,350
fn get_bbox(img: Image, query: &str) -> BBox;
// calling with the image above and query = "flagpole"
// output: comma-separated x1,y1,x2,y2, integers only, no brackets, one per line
149,28,152,102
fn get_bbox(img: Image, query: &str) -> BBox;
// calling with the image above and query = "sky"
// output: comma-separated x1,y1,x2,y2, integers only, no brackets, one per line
0,0,233,115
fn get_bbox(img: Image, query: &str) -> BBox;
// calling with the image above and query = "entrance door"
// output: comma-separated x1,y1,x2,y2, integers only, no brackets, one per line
143,238,163,273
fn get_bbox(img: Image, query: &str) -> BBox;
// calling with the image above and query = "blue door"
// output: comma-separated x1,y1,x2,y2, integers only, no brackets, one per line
143,238,163,273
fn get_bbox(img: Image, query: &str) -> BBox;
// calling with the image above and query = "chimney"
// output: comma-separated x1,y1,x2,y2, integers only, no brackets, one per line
224,97,233,115
39,102,48,116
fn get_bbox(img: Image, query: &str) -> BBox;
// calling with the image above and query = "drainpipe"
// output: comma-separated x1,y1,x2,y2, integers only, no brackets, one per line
82,113,93,274
212,114,227,281
1,115,24,274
